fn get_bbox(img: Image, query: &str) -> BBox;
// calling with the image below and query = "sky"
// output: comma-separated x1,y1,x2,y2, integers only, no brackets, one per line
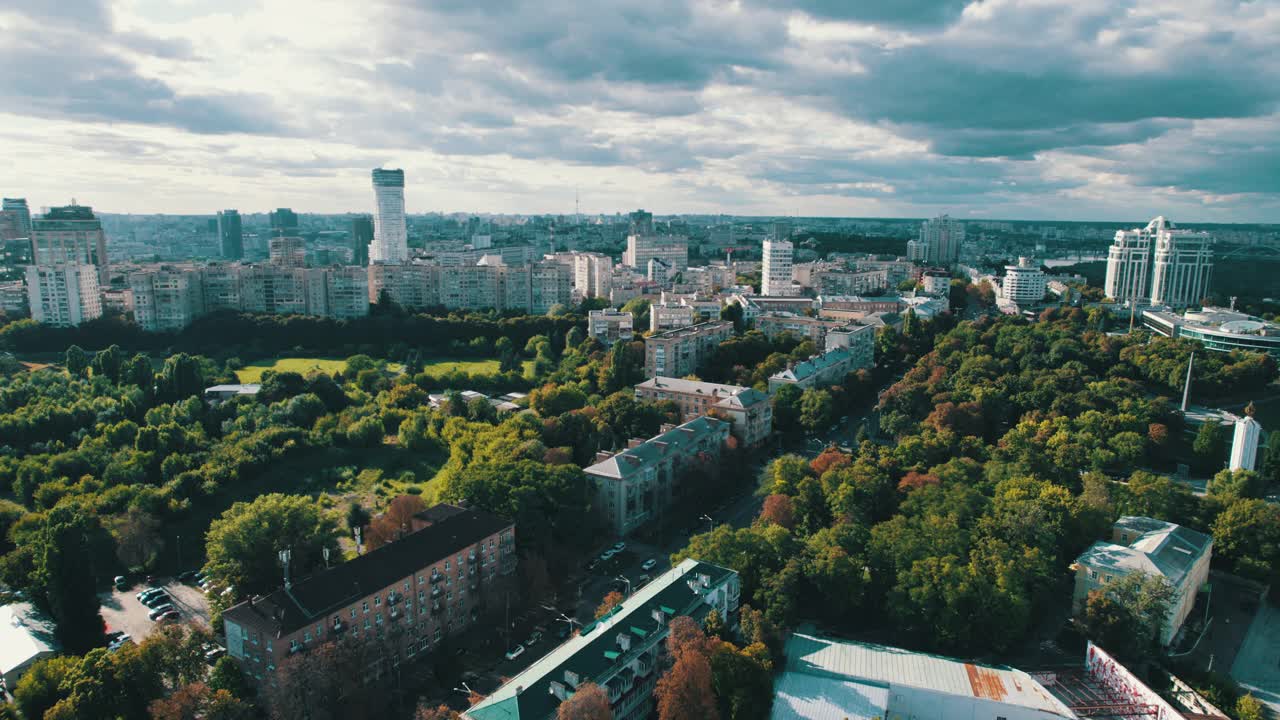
1,0,1278,221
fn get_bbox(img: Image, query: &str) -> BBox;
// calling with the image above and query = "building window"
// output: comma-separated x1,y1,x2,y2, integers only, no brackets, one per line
375,596,381,607
1089,570,1098,580
362,602,369,614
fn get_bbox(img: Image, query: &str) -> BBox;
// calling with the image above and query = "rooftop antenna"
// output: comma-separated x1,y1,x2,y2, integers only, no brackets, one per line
279,548,292,590
1180,351,1195,413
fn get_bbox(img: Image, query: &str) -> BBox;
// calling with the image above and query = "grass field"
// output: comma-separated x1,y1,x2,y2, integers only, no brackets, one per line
236,355,529,382
419,357,501,374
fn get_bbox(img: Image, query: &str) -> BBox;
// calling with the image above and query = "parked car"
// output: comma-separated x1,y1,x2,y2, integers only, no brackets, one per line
204,646,226,663
136,588,164,603
637,574,651,586
599,550,616,562
113,575,129,590
155,609,180,624
640,558,657,571
526,630,543,646
504,644,525,661
177,570,198,583
148,604,175,621
106,630,126,643
142,592,172,608
612,542,626,553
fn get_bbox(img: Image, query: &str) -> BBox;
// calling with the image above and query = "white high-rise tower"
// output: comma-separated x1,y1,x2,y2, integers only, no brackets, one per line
370,168,408,264
762,238,797,296
1104,216,1213,309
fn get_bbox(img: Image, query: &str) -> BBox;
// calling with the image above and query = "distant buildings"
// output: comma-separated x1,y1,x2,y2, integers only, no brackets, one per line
269,208,299,237
587,309,634,346
761,238,797,296
919,269,951,296
217,210,243,260
370,168,408,264
30,204,109,284
643,320,733,379
1229,415,1261,471
571,251,612,299
1142,307,1280,359
464,558,739,720
917,214,964,266
634,376,772,446
1104,216,1214,308
649,302,697,333
768,346,858,393
26,264,101,326
222,504,515,685
268,236,306,267
584,416,731,535
351,215,373,267
1,197,31,240
623,234,688,272
1000,257,1047,304
756,313,854,350
130,267,205,331
366,260,572,314
1071,516,1212,646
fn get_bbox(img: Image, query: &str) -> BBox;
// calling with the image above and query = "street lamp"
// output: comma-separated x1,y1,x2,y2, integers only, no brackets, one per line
614,575,632,597
699,514,714,534
542,604,579,633
453,682,474,696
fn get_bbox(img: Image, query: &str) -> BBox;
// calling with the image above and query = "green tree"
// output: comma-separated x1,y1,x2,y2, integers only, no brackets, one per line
91,344,123,383
64,345,89,377
398,412,435,452
797,388,835,434
157,353,205,401
1193,421,1228,470
1081,572,1175,663
14,656,81,720
1209,469,1265,502
770,384,803,436
1211,498,1280,583
529,384,588,417
1263,434,1280,486
35,506,107,654
1235,694,1266,720
204,493,341,596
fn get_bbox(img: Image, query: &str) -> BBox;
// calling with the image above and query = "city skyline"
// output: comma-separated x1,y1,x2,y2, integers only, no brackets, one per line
1,1,1278,222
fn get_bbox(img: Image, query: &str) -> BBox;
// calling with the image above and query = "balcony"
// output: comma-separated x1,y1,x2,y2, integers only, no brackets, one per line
431,586,443,599
389,607,400,620
430,571,444,584
468,552,478,564
332,620,347,634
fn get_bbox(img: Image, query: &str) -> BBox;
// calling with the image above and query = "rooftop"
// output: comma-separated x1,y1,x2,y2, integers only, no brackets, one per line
464,558,736,720
771,347,853,383
646,320,732,340
635,376,745,399
0,603,58,680
773,634,1076,719
1076,517,1212,589
222,505,512,638
714,387,769,410
584,416,729,480
204,384,261,395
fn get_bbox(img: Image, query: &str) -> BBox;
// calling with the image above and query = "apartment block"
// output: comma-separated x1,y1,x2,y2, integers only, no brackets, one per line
623,234,688,271
572,251,613,299
649,302,697,332
768,346,856,393
823,322,876,367
643,320,733,379
588,309,634,346
130,267,205,332
635,376,772,447
756,313,853,349
465,559,740,720
813,268,888,296
318,266,371,320
530,261,573,314
26,264,102,326
222,505,515,685
31,204,109,285
584,417,731,536
368,263,441,308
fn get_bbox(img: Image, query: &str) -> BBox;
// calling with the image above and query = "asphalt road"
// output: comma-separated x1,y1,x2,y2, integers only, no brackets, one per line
100,577,211,643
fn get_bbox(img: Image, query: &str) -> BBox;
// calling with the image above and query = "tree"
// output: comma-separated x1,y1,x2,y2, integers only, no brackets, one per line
596,590,625,619
14,656,81,720
416,705,461,720
1080,572,1175,663
366,494,427,550
1209,469,1264,501
65,344,89,377
1235,694,1265,720
710,642,773,720
204,494,341,596
530,384,588,417
557,683,612,720
111,506,163,570
207,656,253,700
797,388,835,434
757,495,795,529
157,353,205,401
149,682,254,720
1263,435,1280,486
35,506,106,653
1193,421,1227,470
770,384,802,435
91,344,123,383
1211,498,1280,583
656,647,720,720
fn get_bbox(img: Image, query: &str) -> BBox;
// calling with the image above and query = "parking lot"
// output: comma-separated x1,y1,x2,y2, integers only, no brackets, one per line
100,578,211,642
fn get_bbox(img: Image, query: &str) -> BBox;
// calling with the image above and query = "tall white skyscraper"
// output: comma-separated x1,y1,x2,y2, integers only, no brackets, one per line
918,214,964,266
1104,216,1213,308
762,238,797,296
369,168,408,264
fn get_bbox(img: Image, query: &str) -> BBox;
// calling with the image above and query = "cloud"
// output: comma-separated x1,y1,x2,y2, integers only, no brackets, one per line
760,0,971,27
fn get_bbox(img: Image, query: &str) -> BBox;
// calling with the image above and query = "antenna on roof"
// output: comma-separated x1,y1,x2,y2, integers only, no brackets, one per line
279,548,292,590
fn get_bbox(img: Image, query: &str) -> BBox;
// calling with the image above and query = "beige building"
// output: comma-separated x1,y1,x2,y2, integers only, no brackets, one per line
634,377,771,447
643,320,733,379
26,264,101,326
623,234,688,271
649,302,697,332
1071,517,1212,646
223,505,516,686
130,266,205,331
588,309,634,346
756,313,852,349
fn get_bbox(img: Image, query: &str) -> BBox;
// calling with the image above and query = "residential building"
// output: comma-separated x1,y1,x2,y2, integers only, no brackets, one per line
743,295,815,315
919,268,951,296
130,266,205,332
1229,415,1261,471
635,377,773,448
623,234,688,272
1,198,31,240
368,263,439,308
906,238,926,262
818,295,902,314
204,384,261,402
1142,307,1280,359
585,417,731,536
268,208,298,237
823,322,876,365
649,302,697,332
370,168,409,264
31,204,109,284
217,210,243,260
0,280,28,316
772,633,1077,720
0,603,58,690
26,264,102,326
317,266,371,319
812,268,888,296
530,260,573,314
572,251,612,299
201,265,243,311
646,257,670,285
762,238,797,296
917,214,964,266
1001,257,1047,304
464,559,740,720
269,236,306,267
1105,216,1214,308
588,309,634,346
629,209,654,236
222,505,516,686
643,320,733,379
768,347,855,393
1071,516,1212,646
351,215,373,266
853,258,916,287
756,313,851,348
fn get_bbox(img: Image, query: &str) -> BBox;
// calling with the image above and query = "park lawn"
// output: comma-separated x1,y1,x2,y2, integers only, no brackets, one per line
420,357,501,374
236,357,349,383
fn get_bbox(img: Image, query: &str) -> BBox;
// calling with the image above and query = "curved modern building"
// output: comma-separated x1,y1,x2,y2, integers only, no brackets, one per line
1143,307,1280,358
370,168,407,264
1000,257,1047,304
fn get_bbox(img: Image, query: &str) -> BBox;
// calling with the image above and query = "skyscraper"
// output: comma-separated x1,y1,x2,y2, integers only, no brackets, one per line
629,209,654,236
217,209,243,260
762,238,797,296
269,208,299,238
351,215,373,266
1,198,31,239
1104,216,1213,309
917,214,964,266
31,204,109,284
370,168,408,264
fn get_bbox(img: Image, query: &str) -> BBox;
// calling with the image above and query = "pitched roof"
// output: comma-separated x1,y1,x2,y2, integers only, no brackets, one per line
0,603,57,680
714,387,768,410
770,347,853,382
1076,517,1211,589
635,376,745,398
222,506,512,637
583,416,728,480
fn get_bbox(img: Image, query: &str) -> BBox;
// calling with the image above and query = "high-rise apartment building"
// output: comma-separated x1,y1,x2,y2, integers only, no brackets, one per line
269,208,299,237
643,320,733,378
31,204,109,284
315,266,371,320
269,236,306,267
1000,257,1047,304
761,238,797,296
130,267,205,332
1104,216,1213,309
351,215,373,266
530,261,572,314
1,198,31,240
572,251,612,299
26,264,102,326
370,169,408,264
917,214,964,266
623,234,687,271
629,209,654,236
217,210,243,260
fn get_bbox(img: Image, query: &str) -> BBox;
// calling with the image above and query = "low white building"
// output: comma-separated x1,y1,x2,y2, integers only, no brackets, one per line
203,384,261,402
1,603,58,690
1001,257,1048,304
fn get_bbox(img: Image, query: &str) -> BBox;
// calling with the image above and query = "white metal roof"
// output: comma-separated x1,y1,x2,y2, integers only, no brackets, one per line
0,603,57,680
771,673,888,720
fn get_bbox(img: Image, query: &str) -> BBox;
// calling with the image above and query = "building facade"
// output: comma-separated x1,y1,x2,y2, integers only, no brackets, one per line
918,214,964,266
1,198,31,240
584,417,731,536
1229,415,1261,471
130,267,205,332
269,236,307,267
572,251,613,299
26,264,102,326
1001,257,1047,304
217,210,243,260
1105,216,1214,308
649,303,697,333
761,238,797,296
351,215,373,267
464,559,740,720
768,347,856,393
1142,307,1280,359
756,313,851,349
623,235,688,272
643,321,733,379
31,204,109,284
588,309,635,346
222,505,516,686
370,168,408,264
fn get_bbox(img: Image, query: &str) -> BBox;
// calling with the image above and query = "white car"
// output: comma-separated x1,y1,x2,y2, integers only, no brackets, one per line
612,542,626,553
505,644,525,661
641,559,657,571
